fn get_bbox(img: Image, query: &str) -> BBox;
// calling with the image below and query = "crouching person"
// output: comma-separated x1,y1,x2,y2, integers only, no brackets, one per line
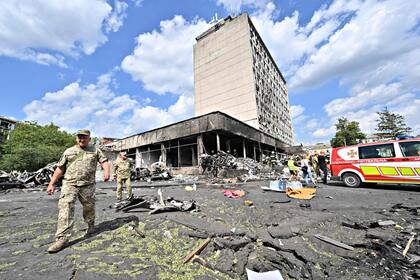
113,152,132,201
46,130,110,253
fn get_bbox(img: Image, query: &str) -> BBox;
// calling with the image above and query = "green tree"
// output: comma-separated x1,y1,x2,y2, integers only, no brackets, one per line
0,122,75,172
375,107,412,138
330,117,366,148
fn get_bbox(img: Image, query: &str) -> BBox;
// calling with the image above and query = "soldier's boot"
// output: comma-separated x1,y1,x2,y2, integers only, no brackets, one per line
85,223,95,237
47,237,68,253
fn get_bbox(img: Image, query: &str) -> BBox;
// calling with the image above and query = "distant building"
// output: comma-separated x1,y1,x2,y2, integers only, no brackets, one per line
0,116,16,144
193,13,294,146
360,134,384,144
305,142,331,155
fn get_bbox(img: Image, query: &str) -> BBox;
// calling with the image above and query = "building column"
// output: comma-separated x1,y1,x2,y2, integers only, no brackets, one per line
147,146,151,166
177,140,181,168
243,139,247,158
216,132,220,152
192,146,196,166
197,135,203,173
135,148,142,168
226,139,231,153
160,143,166,165
253,143,257,161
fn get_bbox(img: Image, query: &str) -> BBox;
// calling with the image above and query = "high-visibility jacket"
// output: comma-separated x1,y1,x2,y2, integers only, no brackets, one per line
288,160,298,171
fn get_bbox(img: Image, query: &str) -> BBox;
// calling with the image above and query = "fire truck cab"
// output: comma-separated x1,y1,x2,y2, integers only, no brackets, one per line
330,138,420,187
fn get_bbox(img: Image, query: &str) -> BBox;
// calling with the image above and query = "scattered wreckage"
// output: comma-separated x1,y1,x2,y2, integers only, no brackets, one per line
112,189,199,215
0,162,58,190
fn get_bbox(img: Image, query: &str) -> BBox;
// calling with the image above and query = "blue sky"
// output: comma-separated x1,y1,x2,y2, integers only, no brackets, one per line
0,0,419,144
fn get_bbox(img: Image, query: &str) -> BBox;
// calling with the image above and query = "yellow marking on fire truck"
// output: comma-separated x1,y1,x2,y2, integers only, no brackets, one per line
379,166,399,176
360,166,380,175
398,167,415,176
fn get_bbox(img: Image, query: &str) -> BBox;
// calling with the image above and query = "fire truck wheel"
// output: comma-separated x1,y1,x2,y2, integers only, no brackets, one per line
342,173,361,187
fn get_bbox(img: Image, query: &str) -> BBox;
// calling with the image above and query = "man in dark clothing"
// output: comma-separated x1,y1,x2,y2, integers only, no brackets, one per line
318,152,329,184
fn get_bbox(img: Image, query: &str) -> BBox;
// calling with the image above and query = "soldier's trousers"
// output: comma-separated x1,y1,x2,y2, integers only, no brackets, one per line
117,177,132,199
55,182,95,240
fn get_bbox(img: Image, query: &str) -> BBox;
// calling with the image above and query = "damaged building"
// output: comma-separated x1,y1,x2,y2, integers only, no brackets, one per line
194,13,294,145
115,112,287,174
0,116,16,145
114,13,295,173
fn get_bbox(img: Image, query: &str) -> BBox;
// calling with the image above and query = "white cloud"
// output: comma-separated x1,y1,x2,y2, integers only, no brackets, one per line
121,15,210,95
324,83,402,117
290,105,305,119
0,0,128,66
23,73,194,138
312,126,335,138
249,2,344,77
290,0,420,90
105,0,129,32
216,0,270,14
306,119,318,129
132,0,144,7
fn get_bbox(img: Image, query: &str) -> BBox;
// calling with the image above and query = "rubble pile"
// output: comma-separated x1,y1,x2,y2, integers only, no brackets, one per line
0,162,57,190
200,151,237,175
200,151,280,180
131,163,172,181
131,167,151,181
235,157,270,174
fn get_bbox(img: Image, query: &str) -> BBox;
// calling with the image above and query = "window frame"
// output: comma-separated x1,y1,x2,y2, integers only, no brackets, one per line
358,143,396,159
398,141,420,157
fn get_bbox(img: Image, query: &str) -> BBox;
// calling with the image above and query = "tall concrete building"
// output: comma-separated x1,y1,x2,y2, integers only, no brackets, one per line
194,13,294,145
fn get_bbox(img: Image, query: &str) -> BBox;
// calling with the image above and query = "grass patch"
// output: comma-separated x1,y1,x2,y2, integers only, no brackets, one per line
0,262,16,271
68,221,233,279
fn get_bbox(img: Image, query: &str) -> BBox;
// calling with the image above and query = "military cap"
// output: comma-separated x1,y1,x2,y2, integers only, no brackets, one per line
76,129,91,136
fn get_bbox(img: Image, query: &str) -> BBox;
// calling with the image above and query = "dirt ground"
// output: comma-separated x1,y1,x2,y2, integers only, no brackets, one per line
0,180,419,280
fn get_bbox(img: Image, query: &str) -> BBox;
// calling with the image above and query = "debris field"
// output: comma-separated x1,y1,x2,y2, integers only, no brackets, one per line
0,179,419,279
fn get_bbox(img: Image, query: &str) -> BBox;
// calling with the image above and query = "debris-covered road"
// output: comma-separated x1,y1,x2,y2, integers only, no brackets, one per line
0,181,419,279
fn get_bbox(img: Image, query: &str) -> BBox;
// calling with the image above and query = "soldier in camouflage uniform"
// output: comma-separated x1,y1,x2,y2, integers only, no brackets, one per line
112,152,132,200
46,129,110,253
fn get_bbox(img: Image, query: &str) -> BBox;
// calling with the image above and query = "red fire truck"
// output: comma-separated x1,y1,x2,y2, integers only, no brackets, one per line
330,138,420,187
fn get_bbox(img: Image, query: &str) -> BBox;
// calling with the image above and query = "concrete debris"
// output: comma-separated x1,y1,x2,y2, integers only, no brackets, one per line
200,151,278,179
0,162,58,190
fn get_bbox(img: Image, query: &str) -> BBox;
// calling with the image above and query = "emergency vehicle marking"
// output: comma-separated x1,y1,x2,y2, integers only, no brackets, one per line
379,166,399,176
354,163,420,179
398,167,415,176
347,150,357,158
337,147,358,161
360,166,380,175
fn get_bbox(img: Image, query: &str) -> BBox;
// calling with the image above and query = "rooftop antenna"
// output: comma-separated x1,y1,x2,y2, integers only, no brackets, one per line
210,13,218,24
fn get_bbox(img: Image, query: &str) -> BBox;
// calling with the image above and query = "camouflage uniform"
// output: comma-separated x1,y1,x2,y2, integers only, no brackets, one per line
55,144,107,240
112,157,132,200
